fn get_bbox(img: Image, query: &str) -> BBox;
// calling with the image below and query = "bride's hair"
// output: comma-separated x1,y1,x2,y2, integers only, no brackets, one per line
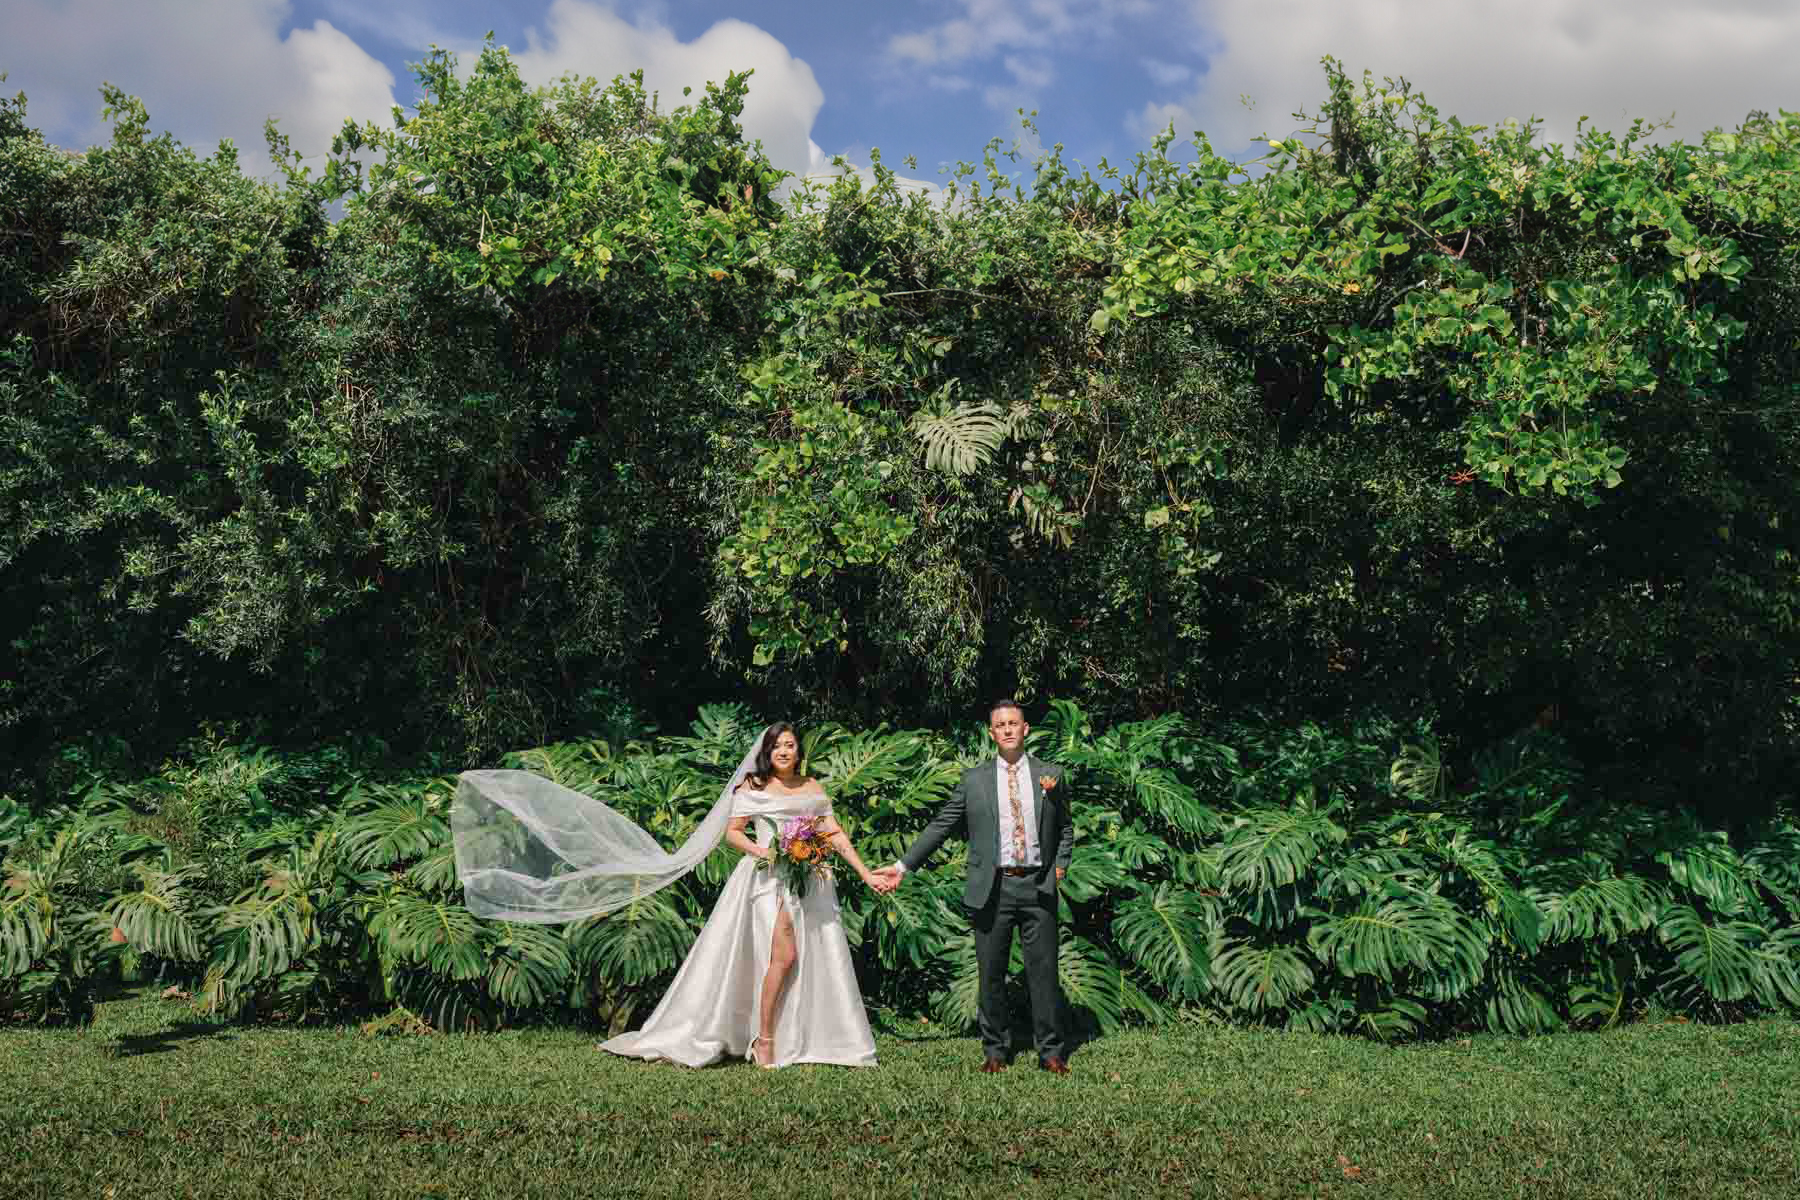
746,721,803,788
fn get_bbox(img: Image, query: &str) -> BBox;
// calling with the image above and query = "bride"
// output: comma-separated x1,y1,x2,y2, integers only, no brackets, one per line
453,722,887,1068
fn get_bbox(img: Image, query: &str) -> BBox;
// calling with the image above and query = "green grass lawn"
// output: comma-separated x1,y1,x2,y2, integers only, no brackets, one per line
5,994,1798,1200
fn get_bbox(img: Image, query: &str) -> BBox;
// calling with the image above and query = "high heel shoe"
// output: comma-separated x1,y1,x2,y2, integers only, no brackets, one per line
748,1034,777,1069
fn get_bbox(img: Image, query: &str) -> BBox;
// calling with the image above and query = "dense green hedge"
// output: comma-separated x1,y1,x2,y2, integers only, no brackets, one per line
3,706,1796,1034
4,47,1800,824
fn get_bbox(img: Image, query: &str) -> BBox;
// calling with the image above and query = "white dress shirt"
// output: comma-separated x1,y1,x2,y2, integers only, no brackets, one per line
893,753,1039,876
995,753,1041,868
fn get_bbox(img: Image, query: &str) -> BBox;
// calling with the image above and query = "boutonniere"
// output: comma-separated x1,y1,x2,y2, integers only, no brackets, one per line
1040,775,1059,792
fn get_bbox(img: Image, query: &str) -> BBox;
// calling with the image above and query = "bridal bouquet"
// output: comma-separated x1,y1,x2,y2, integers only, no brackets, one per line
758,814,836,899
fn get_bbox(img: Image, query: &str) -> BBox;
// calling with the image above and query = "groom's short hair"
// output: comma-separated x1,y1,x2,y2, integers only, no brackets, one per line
988,698,1025,721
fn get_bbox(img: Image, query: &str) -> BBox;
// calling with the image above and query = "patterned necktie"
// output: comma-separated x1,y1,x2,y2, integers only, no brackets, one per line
1006,761,1027,866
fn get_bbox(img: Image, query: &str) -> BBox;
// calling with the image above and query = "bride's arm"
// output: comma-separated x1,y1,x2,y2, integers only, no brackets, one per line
725,815,771,860
819,816,879,886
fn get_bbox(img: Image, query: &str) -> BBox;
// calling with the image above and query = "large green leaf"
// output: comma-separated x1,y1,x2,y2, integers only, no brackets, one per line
369,893,487,982
1657,904,1771,1005
910,392,1007,476
340,787,449,870
101,863,205,962
486,923,574,1009
1112,883,1215,1000
1219,805,1346,895
1306,885,1490,998
565,893,694,987
1210,936,1315,1014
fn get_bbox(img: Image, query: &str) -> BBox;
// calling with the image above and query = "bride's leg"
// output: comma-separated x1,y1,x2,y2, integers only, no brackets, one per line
755,906,797,1063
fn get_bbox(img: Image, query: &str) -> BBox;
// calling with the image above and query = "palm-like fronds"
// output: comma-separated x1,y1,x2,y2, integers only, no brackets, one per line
485,923,573,1009
1035,699,1092,760
1306,886,1490,999
102,863,205,961
565,893,694,987
812,730,918,801
1656,829,1758,915
864,873,961,970
930,935,981,1030
340,788,448,870
1105,822,1172,870
1,852,61,975
1535,856,1661,943
203,864,321,997
369,893,487,982
1219,805,1346,894
1058,935,1127,1032
1210,936,1316,1014
404,843,461,895
661,703,758,768
1059,844,1128,903
507,742,607,795
0,794,26,857
1483,959,1564,1034
1389,738,1449,806
911,392,1007,476
1348,992,1430,1041
1112,883,1215,1000
1657,904,1798,1007
1126,766,1220,836
1422,828,1542,951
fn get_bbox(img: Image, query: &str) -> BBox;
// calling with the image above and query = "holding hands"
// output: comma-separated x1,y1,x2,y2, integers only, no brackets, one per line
866,865,902,895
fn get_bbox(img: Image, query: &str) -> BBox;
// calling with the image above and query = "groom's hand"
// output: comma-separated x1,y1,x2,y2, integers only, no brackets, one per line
868,866,901,894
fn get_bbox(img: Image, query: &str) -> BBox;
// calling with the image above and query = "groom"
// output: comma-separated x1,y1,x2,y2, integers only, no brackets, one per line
873,699,1075,1074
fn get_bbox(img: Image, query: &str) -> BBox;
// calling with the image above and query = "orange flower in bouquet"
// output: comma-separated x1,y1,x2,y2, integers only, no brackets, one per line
757,815,835,898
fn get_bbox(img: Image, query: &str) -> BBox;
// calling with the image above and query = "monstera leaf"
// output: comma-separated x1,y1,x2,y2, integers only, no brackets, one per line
911,390,1007,476
565,892,694,987
1658,904,1795,1007
1219,805,1346,895
369,893,487,982
485,923,574,1010
1210,936,1315,1014
1306,885,1490,996
102,863,206,962
1535,857,1661,943
1112,882,1215,1000
340,786,448,870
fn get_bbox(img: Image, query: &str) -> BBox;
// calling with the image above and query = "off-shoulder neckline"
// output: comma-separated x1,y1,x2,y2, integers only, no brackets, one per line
738,785,829,799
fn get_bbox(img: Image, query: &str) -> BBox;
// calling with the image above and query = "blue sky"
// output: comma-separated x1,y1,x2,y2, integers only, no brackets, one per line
5,1,1799,186
305,0,1184,175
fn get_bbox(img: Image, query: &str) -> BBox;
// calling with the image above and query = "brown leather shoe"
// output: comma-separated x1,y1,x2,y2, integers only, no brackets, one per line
980,1057,1007,1074
1039,1056,1070,1075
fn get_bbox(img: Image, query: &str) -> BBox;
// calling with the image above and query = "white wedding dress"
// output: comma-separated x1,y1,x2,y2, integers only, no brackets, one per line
599,787,878,1068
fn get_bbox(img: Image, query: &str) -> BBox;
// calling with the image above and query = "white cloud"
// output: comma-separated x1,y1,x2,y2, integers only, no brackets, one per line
1143,58,1192,87
1131,0,1800,153
0,0,396,174
1004,55,1056,90
503,0,825,174
886,0,1143,68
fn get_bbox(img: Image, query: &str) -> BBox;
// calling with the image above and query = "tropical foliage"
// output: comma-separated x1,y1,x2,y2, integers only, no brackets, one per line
4,706,1795,1038
5,47,1800,837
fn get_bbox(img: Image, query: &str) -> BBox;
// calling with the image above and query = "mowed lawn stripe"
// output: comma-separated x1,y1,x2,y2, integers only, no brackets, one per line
4,996,1796,1199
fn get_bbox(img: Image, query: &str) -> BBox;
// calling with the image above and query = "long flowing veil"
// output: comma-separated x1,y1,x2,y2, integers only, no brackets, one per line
451,729,768,923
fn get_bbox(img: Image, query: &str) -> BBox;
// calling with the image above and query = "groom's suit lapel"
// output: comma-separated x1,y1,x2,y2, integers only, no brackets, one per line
976,757,1000,862
1029,757,1052,849
978,755,1054,864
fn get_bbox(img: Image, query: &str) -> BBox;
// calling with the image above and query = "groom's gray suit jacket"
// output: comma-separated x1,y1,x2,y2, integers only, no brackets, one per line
901,755,1075,911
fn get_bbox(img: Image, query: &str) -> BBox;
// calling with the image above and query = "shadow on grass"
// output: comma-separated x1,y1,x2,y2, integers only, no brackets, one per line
108,1020,237,1059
